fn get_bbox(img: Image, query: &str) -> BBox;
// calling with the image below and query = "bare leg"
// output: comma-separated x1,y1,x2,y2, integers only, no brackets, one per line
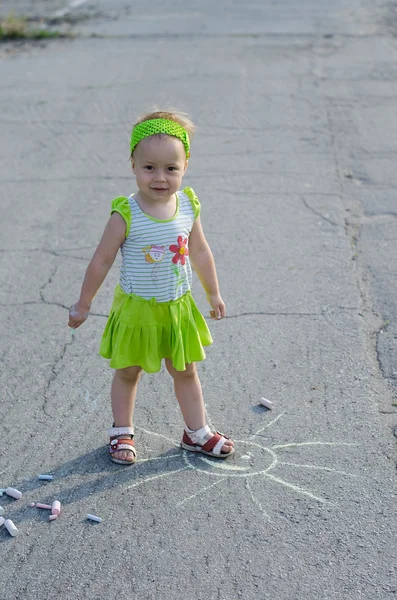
110,365,142,462
164,359,233,453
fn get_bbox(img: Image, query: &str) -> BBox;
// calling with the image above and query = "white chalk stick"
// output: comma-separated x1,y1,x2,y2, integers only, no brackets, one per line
38,475,54,481
29,503,36,508
49,514,58,521
87,514,102,523
0,516,5,527
51,500,61,515
0,506,4,516
259,397,274,409
4,519,18,537
5,487,22,499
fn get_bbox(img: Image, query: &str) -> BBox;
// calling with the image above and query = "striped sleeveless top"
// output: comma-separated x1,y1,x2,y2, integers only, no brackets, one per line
111,187,200,302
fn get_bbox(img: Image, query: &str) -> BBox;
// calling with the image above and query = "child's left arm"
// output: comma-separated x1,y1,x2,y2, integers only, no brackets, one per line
189,217,226,320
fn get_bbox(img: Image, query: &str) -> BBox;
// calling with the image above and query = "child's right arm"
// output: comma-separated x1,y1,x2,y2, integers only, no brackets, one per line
68,213,126,329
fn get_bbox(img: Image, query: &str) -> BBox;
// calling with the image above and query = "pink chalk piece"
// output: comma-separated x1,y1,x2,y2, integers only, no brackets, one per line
36,503,52,510
51,500,61,516
5,487,22,500
0,516,5,527
49,514,58,521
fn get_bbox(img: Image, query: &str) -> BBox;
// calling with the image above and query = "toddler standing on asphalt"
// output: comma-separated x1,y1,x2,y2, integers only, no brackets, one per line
68,110,234,464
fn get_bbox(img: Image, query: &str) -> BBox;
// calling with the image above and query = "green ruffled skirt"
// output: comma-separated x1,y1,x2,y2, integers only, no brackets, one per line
99,285,213,372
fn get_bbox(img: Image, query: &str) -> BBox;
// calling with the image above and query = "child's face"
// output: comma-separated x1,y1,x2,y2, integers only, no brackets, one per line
132,136,188,203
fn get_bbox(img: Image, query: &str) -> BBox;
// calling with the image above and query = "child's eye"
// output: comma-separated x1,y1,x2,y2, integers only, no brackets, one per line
168,167,177,172
144,166,153,170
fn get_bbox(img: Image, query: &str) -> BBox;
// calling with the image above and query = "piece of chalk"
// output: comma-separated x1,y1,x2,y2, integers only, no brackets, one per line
0,516,5,527
51,500,61,516
259,397,274,409
5,487,22,499
38,475,54,481
0,506,4,516
87,514,102,523
36,503,52,510
49,514,58,521
29,503,36,508
4,519,18,537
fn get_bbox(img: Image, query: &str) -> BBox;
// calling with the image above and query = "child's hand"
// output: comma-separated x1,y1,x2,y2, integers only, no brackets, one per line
208,294,226,320
68,302,91,329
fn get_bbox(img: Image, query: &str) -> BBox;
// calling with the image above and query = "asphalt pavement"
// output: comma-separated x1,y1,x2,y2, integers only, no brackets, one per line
0,1,396,599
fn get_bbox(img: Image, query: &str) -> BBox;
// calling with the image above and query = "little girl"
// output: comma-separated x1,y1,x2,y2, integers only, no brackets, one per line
68,110,234,465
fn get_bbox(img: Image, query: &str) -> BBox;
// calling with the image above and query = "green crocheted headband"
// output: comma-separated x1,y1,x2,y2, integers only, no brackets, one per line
130,118,190,158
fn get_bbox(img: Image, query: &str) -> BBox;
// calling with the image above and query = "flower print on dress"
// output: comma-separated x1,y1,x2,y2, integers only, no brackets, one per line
169,236,189,266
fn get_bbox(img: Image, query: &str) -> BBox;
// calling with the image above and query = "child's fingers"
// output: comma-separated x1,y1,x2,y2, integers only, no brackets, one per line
68,315,87,328
68,304,90,328
210,305,226,320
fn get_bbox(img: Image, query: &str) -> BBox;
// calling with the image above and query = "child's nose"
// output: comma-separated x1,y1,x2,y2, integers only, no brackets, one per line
154,170,166,181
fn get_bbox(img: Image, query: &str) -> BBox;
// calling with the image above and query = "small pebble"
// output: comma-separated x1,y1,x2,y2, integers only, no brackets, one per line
38,475,54,481
29,503,36,508
4,519,18,537
87,514,102,523
259,397,274,409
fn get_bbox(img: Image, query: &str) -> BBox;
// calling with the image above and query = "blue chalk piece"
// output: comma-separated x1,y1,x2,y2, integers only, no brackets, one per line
87,514,102,523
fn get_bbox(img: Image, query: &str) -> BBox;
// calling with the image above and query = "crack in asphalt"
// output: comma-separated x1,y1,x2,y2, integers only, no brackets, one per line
41,326,75,417
324,99,395,409
39,264,59,304
300,195,338,226
362,212,397,222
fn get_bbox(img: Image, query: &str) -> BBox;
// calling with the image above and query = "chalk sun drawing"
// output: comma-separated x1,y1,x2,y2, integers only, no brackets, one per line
125,409,357,521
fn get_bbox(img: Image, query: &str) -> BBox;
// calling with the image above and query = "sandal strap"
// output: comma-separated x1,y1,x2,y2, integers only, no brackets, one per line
107,426,134,438
183,424,211,445
109,438,136,455
201,432,227,456
184,425,230,457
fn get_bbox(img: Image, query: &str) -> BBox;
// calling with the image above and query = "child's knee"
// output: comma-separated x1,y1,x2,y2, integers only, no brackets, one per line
172,363,197,380
116,366,142,383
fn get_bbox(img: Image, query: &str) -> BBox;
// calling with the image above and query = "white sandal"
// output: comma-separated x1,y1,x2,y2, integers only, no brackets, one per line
181,424,235,459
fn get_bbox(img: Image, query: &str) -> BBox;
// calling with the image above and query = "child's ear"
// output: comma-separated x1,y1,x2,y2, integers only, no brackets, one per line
131,158,136,174
184,160,188,173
